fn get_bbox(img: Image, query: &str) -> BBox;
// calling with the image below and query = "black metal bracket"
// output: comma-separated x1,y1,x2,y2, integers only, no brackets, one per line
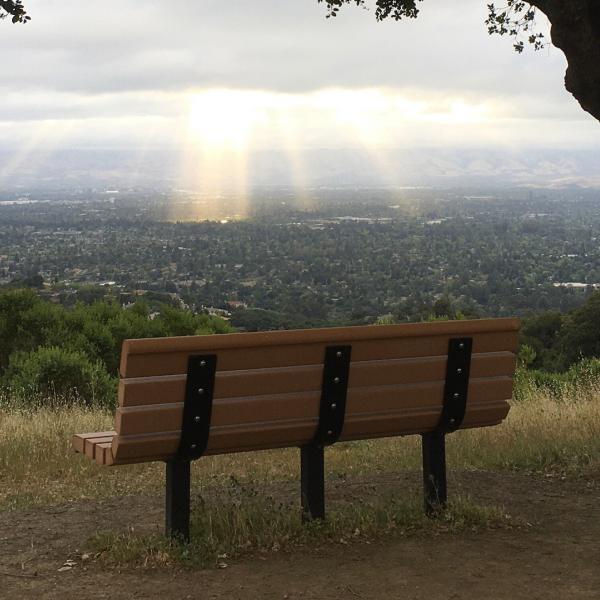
311,345,352,446
176,354,217,461
300,345,352,521
437,337,473,434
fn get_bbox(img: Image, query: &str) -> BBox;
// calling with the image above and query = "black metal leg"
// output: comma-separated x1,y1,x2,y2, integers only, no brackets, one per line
301,445,325,521
422,431,447,515
166,459,191,542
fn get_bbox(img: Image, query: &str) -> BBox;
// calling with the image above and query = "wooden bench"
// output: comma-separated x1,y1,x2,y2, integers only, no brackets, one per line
73,318,519,541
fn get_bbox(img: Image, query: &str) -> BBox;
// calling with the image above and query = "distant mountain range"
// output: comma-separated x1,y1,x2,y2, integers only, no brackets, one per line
1,147,598,191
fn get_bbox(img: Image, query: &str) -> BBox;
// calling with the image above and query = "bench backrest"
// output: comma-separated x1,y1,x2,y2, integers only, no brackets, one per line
105,318,519,465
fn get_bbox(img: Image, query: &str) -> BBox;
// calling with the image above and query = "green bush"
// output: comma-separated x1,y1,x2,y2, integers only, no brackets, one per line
0,290,234,407
565,357,600,388
529,369,567,399
514,357,600,402
3,346,117,409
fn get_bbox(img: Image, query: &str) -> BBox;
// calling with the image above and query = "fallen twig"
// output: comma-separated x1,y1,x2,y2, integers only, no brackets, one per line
0,569,39,579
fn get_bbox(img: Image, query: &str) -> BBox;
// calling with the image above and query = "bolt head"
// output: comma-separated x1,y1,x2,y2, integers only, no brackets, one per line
333,377,340,384
336,351,343,358
459,343,465,349
198,388,204,395
331,403,337,410
200,360,206,367
456,368,462,374
453,392,460,399
327,430,333,436
194,416,201,423
449,418,456,425
190,443,197,450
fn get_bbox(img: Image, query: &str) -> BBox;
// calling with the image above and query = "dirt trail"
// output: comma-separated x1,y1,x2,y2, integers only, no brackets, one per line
1,471,598,599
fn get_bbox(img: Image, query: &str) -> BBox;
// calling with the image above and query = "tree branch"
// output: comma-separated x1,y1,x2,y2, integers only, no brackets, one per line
0,0,29,23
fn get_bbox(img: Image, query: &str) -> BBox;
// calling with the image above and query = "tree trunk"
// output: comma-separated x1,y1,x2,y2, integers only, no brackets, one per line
530,0,600,122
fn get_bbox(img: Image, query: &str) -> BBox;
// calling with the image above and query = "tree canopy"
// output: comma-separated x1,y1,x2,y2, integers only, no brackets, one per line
2,1,599,121
0,289,233,407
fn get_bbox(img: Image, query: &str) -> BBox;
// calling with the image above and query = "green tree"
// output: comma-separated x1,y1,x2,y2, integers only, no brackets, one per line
0,288,39,370
559,293,600,367
521,311,563,350
517,343,537,368
0,290,233,404
520,310,563,370
433,295,455,319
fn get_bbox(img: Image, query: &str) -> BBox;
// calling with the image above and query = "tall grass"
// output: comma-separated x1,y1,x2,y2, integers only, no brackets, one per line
1,373,599,512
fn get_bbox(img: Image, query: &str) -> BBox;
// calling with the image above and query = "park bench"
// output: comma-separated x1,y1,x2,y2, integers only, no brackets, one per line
73,318,519,541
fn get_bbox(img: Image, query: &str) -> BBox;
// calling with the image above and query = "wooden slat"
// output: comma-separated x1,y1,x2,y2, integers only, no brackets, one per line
461,402,511,428
84,436,114,460
123,318,520,357
110,398,511,465
115,375,513,437
94,442,114,466
72,431,116,454
341,401,510,442
116,390,319,436
349,376,513,416
120,320,519,377
109,409,513,465
342,401,508,440
118,351,517,408
111,376,513,463
111,421,323,463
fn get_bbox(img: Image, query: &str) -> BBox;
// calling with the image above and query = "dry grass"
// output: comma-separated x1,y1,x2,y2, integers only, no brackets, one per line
1,379,599,512
1,381,597,567
89,489,511,568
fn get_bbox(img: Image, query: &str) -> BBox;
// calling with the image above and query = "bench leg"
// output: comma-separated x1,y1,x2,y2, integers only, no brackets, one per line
301,445,325,521
421,431,447,515
165,459,191,542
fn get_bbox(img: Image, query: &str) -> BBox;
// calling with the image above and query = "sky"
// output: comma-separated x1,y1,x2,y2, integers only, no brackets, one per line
0,0,599,162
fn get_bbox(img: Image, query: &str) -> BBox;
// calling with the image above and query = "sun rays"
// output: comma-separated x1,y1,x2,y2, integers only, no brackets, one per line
170,88,493,221
0,87,493,219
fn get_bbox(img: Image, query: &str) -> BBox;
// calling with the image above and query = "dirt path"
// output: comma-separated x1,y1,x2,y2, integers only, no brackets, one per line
1,471,598,599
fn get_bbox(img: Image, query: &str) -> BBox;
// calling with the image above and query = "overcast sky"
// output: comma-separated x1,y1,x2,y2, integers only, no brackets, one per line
0,0,598,152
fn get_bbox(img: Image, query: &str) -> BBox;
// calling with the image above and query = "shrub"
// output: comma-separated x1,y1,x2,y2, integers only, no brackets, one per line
514,357,600,403
565,357,600,388
3,346,117,409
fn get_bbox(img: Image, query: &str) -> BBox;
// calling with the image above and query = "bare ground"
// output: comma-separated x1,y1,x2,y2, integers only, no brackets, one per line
1,470,599,599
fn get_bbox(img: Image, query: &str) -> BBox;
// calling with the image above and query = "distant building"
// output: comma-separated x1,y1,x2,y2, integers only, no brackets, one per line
227,300,247,310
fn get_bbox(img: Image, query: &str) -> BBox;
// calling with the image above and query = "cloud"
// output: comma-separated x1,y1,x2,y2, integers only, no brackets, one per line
0,0,567,95
0,0,597,152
